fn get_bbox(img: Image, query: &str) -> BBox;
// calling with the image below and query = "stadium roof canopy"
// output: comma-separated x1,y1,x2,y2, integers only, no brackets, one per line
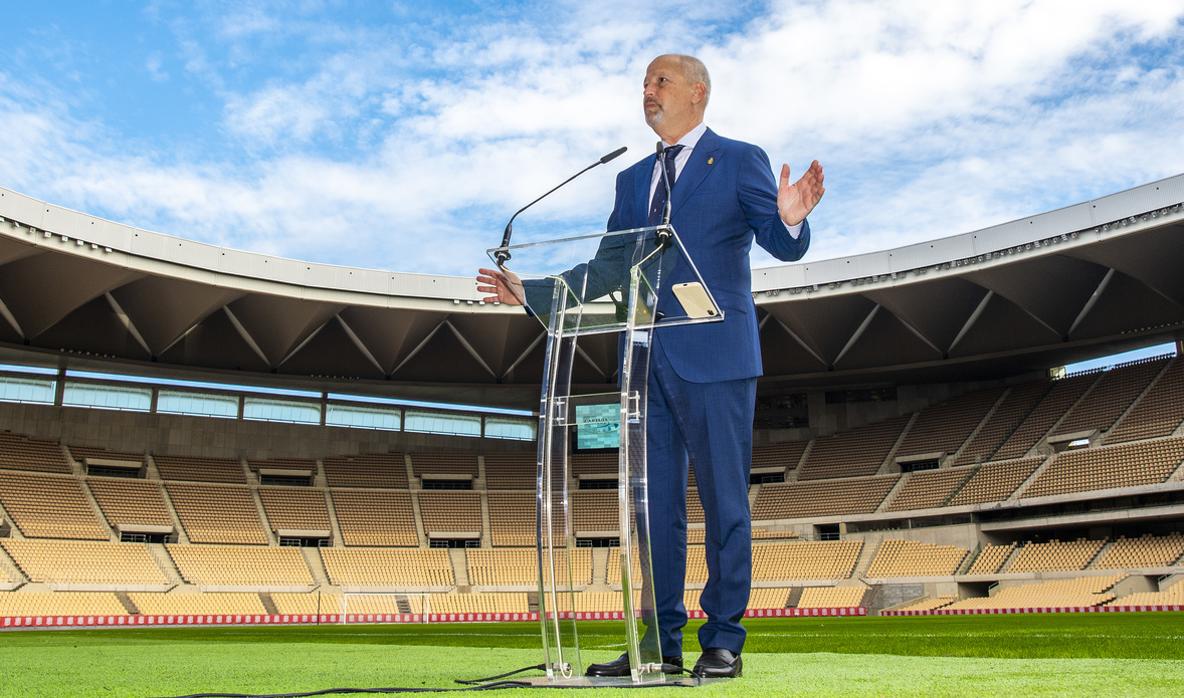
0,175,1181,406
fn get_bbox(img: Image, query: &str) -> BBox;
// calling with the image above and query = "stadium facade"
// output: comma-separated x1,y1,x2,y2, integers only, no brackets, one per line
0,174,1182,625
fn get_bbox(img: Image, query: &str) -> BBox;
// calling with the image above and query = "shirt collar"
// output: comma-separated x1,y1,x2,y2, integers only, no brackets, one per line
662,121,708,151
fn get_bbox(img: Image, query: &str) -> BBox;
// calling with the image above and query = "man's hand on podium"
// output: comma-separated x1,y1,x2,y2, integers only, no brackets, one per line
476,266,525,306
777,159,825,227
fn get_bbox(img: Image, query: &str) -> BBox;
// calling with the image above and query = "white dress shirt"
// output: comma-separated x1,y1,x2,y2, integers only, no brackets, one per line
649,121,802,238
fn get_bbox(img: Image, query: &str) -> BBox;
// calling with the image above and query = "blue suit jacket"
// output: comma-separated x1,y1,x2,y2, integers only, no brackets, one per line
524,128,810,383
611,128,811,383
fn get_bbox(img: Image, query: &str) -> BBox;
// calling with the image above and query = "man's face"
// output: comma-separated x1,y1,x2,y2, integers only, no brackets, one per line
643,56,702,135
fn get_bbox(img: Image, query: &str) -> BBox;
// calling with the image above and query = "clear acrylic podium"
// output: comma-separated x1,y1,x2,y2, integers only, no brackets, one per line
487,224,723,686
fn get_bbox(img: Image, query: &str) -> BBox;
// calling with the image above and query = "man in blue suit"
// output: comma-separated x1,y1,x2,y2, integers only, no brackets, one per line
477,54,824,678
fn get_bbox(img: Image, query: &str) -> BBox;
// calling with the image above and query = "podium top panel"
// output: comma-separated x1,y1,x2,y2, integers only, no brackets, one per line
487,225,724,336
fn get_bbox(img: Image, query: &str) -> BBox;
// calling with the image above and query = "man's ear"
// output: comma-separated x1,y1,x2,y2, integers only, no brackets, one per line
693,82,707,105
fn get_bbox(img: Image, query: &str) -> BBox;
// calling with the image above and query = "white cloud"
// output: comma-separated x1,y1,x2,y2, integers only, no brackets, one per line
0,0,1181,280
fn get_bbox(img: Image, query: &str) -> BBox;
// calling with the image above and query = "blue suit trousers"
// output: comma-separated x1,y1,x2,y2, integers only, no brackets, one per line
645,333,756,656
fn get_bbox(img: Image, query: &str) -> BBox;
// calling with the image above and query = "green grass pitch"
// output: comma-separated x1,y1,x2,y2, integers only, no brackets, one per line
2,614,1182,697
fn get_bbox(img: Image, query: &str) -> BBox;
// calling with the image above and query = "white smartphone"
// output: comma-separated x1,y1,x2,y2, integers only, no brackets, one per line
672,282,720,319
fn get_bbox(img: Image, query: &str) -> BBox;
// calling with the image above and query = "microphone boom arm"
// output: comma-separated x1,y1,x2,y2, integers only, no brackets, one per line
494,146,627,266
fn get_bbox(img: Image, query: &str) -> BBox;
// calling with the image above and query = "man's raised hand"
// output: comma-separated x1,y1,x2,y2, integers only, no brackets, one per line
777,160,825,227
476,267,525,306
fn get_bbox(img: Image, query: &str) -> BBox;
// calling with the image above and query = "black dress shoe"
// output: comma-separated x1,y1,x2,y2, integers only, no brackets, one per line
585,653,684,677
692,648,742,678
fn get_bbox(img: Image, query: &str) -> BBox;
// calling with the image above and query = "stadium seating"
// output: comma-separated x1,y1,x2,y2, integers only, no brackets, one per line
1091,533,1184,569
467,548,592,587
751,540,863,581
424,592,529,614
952,382,1050,466
752,475,899,520
166,545,314,587
1021,437,1184,498
965,543,1016,575
571,591,640,613
257,487,332,533
894,388,1002,460
751,441,808,472
0,431,71,473
1105,358,1184,443
0,591,128,616
486,491,534,546
1053,358,1168,436
164,483,269,544
0,558,20,586
411,452,478,477
0,472,108,539
570,453,616,477
865,539,968,577
417,491,483,538
0,539,168,585
946,457,1043,506
343,592,407,615
796,416,908,480
330,490,418,546
943,575,1123,610
752,528,797,541
606,545,707,588
153,455,246,484
5,344,1184,625
128,591,267,615
797,586,866,608
1108,579,1184,606
571,490,619,532
885,466,976,511
482,452,536,489
892,596,955,612
746,587,791,609
320,548,454,588
686,489,706,524
322,453,408,488
1006,538,1106,573
271,590,345,615
991,372,1099,461
87,478,174,530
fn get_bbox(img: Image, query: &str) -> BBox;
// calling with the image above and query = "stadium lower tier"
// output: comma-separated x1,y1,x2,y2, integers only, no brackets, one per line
1,576,1180,624
0,535,1180,589
887,577,1184,615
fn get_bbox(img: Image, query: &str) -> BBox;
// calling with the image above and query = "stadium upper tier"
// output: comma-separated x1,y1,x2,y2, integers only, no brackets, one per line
0,176,1182,393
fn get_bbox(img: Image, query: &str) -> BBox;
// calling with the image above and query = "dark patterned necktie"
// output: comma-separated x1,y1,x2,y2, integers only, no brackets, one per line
647,144,685,226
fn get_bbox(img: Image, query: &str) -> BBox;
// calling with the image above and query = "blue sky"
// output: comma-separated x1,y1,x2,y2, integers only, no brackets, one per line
2,0,1183,280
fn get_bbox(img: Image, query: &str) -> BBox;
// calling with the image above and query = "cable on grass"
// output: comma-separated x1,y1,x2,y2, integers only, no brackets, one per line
455,663,546,684
166,661,705,696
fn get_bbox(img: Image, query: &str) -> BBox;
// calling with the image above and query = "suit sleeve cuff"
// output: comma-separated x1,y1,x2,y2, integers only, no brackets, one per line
783,219,804,239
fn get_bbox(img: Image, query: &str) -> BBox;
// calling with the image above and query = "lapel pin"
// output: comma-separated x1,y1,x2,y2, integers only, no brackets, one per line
707,157,714,165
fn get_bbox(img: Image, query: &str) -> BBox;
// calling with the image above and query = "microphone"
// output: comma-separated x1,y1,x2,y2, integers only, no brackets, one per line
656,141,674,247
494,146,628,266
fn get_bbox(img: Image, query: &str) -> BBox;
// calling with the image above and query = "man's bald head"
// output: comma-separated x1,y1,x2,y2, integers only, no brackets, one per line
643,54,711,142
664,54,711,106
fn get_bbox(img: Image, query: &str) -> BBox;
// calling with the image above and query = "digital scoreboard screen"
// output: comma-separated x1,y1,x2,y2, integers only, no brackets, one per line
573,402,619,451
